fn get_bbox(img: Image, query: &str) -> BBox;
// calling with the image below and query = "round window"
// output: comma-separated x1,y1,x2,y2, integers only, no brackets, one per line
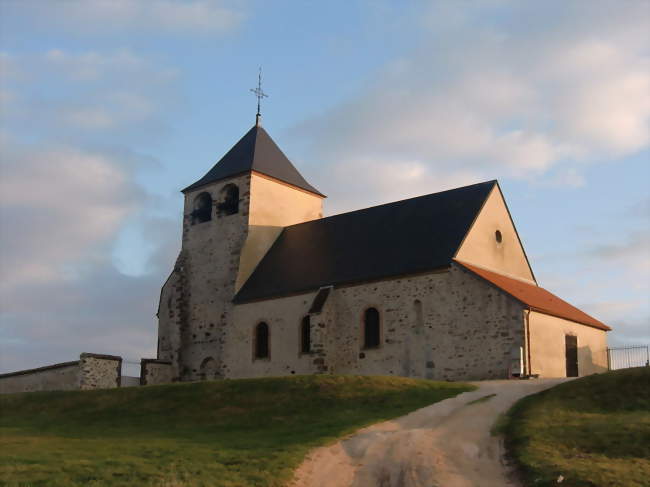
495,230,503,243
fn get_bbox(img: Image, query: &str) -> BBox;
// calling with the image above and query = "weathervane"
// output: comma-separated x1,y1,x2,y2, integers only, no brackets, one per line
250,67,268,126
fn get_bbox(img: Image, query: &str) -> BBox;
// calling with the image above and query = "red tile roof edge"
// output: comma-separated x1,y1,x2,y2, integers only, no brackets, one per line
454,260,611,332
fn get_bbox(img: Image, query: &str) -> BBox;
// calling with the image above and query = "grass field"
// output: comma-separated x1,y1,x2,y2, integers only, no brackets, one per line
503,367,650,487
0,375,472,487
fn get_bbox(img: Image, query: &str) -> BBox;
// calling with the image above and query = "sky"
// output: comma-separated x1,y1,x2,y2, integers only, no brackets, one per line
0,0,648,374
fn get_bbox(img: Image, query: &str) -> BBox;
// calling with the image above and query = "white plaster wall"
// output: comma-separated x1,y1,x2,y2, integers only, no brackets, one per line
455,185,535,283
528,311,608,377
235,173,324,291
248,172,323,227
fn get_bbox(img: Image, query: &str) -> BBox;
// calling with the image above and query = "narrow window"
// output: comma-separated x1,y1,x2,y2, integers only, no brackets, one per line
254,322,269,359
363,308,380,349
218,184,239,215
414,299,423,329
301,315,311,354
191,192,212,224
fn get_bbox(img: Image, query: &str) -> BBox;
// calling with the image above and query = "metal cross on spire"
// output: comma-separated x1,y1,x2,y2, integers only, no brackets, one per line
250,67,268,126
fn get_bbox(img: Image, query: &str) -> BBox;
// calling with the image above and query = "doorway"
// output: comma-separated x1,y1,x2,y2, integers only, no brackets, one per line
565,335,578,377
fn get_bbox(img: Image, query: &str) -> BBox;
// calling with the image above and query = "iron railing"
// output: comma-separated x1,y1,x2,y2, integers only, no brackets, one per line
607,346,649,370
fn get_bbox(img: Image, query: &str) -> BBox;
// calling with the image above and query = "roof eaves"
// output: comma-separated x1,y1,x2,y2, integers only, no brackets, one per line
454,260,610,332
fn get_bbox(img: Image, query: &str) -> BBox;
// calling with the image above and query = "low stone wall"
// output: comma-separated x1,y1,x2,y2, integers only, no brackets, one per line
140,359,173,386
0,361,80,394
79,353,122,390
0,353,123,394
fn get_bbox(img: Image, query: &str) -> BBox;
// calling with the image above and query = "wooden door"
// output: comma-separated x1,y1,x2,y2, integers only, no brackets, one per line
565,335,578,377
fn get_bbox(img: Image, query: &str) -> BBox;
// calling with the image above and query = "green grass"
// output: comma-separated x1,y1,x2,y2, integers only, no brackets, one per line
503,367,650,487
0,375,473,487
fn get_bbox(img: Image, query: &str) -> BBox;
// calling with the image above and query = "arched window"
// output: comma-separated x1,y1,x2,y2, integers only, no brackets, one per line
254,322,269,359
200,357,217,380
300,315,311,354
191,192,212,224
363,307,380,349
218,184,239,215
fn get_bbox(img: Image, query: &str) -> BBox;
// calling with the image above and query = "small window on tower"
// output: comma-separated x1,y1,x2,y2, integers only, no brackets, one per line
495,230,503,243
218,184,239,215
191,192,212,224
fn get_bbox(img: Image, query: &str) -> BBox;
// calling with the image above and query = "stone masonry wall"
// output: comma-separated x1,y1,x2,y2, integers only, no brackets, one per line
0,361,80,394
1,352,123,394
140,359,173,385
227,289,332,378
158,174,251,381
227,263,525,381
79,353,122,390
331,263,526,380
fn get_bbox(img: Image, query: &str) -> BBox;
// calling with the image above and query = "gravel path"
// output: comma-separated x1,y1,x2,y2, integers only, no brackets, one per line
291,379,566,487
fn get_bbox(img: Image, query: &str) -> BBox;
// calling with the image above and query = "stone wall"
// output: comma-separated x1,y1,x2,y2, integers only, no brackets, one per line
79,353,121,390
0,361,80,394
228,262,526,381
227,289,332,378
140,359,173,385
158,172,326,382
329,263,526,380
0,353,123,394
158,173,252,382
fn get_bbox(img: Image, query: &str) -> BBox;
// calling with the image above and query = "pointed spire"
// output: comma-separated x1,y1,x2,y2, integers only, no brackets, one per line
249,67,268,127
182,125,325,197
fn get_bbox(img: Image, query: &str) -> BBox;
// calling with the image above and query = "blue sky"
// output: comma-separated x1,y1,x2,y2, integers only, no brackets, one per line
1,0,648,373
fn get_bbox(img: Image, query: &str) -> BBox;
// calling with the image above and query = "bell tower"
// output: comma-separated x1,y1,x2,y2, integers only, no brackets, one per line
157,124,324,381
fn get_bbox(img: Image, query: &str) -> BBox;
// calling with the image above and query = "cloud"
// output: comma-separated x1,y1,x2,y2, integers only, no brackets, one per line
0,48,182,373
535,222,650,347
2,49,178,140
589,230,650,275
0,143,143,289
4,0,244,37
294,1,649,198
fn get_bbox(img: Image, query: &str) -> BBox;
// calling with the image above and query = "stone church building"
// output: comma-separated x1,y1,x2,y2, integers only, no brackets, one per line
157,122,610,383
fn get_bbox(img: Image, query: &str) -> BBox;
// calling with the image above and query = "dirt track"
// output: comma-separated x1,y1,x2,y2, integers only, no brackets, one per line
291,379,565,487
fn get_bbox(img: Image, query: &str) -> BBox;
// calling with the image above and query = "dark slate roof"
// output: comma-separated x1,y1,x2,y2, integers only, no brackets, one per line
182,125,324,196
234,180,497,303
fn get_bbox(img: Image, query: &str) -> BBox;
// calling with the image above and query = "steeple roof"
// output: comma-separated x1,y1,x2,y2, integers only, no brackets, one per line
182,125,324,196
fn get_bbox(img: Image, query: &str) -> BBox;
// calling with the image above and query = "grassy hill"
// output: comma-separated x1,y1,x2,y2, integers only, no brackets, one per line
0,375,473,487
503,367,650,487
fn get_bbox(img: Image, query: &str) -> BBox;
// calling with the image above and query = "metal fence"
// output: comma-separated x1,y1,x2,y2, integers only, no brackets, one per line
607,346,649,371
121,360,141,378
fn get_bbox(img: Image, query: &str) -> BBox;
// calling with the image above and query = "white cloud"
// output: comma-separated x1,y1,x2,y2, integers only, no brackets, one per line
0,144,143,289
3,49,178,137
7,0,244,37
295,1,650,195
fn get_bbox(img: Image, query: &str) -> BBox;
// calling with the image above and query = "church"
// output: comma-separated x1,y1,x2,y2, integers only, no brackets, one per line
156,120,610,383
